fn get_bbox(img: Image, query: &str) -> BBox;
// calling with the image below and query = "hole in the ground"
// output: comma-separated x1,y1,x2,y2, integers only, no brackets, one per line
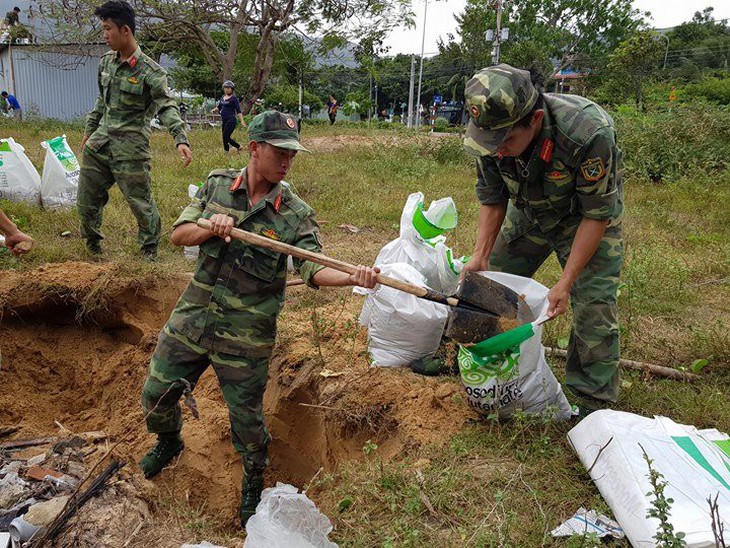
0,278,400,524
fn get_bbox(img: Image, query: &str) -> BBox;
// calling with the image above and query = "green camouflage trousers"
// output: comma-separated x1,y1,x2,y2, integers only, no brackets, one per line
489,213,623,404
78,145,161,249
141,324,271,470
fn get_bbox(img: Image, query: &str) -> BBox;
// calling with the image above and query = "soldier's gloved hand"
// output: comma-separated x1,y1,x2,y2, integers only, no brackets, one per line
178,143,192,167
547,280,571,318
350,265,380,289
208,213,235,243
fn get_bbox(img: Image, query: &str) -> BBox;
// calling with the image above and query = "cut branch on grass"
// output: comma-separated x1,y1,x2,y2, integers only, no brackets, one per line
586,436,614,475
545,348,699,381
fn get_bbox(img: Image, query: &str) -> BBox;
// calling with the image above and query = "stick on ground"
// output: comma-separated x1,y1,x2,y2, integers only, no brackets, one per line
545,348,699,381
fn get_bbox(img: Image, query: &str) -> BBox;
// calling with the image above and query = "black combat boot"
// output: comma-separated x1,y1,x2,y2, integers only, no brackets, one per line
139,432,184,479
239,467,265,528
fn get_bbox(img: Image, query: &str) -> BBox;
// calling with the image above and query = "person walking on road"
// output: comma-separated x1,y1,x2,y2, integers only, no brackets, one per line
78,0,192,259
211,80,246,154
461,64,624,416
138,110,380,528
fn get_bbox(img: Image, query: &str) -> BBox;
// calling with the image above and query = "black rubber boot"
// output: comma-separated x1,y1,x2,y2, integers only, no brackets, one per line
239,468,265,528
141,245,158,261
139,432,184,479
86,240,102,255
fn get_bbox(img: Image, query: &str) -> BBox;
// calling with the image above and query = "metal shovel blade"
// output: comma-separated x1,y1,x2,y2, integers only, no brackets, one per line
445,272,522,344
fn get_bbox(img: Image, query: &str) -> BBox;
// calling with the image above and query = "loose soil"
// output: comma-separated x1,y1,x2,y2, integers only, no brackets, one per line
0,261,474,546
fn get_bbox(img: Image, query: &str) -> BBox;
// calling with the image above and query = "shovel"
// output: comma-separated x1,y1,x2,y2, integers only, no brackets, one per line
197,219,521,340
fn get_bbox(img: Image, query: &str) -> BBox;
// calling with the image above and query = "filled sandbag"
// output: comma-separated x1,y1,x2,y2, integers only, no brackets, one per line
457,272,572,420
0,138,41,205
40,135,79,209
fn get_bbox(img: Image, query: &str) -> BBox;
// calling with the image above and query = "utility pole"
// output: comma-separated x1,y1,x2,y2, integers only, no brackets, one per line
375,84,379,119
298,68,303,120
415,0,428,129
491,0,503,65
407,55,416,128
368,71,373,122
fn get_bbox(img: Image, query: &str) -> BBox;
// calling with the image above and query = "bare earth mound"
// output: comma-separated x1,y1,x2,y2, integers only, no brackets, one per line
0,262,472,545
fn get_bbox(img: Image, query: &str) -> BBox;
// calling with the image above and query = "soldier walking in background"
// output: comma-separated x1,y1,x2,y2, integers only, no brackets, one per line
461,64,624,416
78,0,192,259
138,110,379,527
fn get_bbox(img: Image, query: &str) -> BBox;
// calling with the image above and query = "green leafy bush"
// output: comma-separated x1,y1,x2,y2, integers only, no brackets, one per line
683,77,730,105
433,117,450,131
614,103,730,182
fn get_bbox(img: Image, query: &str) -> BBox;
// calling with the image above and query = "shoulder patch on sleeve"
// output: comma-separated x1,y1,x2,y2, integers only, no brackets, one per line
579,157,606,182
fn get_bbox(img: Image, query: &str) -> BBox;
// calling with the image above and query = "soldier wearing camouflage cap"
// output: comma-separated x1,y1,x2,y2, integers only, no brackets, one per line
139,110,379,527
462,64,624,414
78,0,192,259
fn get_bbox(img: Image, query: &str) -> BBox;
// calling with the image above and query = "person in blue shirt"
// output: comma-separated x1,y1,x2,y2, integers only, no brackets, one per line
211,80,246,154
1,91,21,119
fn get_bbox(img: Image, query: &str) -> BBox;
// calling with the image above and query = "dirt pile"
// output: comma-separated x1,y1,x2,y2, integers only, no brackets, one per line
0,262,474,541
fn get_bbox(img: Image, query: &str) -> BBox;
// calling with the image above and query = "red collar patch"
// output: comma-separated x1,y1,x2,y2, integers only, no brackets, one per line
128,56,138,68
230,174,243,192
273,193,282,214
539,139,554,163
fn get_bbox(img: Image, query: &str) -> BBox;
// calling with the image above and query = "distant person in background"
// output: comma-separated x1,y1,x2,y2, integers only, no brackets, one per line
4,7,20,26
1,91,21,119
327,95,338,125
0,209,33,255
211,80,246,154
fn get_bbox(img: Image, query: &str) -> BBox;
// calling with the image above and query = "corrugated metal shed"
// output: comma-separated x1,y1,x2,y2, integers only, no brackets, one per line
0,43,106,121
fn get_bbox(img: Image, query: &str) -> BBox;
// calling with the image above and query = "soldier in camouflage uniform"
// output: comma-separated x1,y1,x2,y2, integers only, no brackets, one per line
461,64,624,410
139,110,379,527
78,1,192,258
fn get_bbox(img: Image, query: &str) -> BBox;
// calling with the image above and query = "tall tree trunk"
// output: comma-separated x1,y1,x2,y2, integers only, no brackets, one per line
242,24,278,114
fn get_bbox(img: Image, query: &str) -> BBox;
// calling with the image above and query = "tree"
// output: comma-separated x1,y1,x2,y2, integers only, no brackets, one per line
665,7,730,72
439,0,645,78
33,0,413,113
606,30,665,109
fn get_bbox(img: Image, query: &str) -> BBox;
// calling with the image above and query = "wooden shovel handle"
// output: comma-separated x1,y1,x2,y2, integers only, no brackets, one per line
196,219,456,307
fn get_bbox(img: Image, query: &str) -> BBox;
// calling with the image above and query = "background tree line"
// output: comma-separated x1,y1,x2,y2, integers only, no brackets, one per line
36,0,729,117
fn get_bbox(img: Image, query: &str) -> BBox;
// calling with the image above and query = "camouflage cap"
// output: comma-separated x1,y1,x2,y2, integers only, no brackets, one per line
248,110,310,152
463,64,538,157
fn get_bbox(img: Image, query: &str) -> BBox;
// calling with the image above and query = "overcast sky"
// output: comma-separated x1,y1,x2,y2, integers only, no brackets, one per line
383,0,730,56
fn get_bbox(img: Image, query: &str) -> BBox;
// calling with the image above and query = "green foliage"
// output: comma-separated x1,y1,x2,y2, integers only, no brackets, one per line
641,446,687,547
605,30,665,109
440,0,644,80
432,117,450,131
690,359,709,373
342,91,371,118
683,77,730,105
263,84,323,113
665,8,730,71
615,103,730,181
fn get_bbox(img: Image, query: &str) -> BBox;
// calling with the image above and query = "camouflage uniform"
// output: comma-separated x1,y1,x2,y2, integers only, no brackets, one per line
464,65,624,404
78,45,189,251
141,164,324,470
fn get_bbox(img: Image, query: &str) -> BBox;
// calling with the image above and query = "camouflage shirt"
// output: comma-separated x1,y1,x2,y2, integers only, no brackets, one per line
168,167,325,357
85,45,188,161
476,94,624,239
